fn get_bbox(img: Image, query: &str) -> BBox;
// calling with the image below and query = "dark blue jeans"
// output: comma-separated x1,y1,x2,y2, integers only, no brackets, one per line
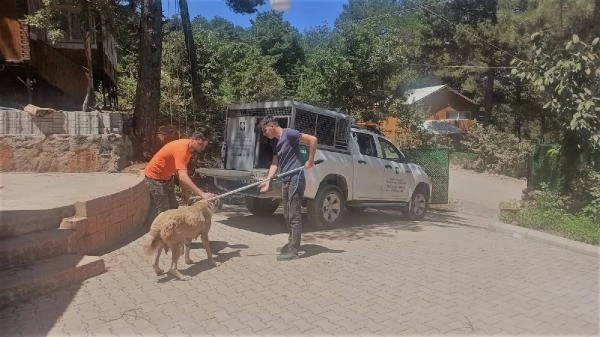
282,175,305,250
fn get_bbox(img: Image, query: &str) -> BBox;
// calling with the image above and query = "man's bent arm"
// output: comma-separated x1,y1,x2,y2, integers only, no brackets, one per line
300,133,318,165
177,170,209,197
267,155,279,179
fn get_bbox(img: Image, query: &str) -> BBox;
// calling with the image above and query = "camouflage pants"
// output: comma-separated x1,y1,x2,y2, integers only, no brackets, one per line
144,177,178,220
282,176,305,250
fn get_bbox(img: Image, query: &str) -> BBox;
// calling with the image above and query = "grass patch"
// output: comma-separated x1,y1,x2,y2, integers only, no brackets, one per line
500,197,600,246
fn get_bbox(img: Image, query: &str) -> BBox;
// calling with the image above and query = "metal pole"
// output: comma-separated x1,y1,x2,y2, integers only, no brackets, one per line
204,159,323,201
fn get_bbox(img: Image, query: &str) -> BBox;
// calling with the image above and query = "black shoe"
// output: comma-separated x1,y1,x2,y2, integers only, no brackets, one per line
277,247,299,261
276,243,289,253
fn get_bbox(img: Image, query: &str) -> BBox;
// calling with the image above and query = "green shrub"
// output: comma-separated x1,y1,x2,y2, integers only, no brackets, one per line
500,186,600,245
461,124,534,178
577,169,600,223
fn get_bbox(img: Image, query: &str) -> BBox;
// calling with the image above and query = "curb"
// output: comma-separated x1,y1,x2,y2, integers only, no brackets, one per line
488,222,600,258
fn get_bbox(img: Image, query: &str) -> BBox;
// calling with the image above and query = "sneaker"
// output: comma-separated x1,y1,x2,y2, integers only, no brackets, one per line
275,243,289,253
277,247,299,261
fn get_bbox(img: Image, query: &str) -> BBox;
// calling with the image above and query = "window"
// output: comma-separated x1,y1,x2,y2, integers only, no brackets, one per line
57,9,84,42
379,137,404,161
354,132,377,157
446,111,471,120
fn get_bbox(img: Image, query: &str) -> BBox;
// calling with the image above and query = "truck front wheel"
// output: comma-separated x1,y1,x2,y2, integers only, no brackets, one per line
246,197,280,216
307,185,345,229
402,186,428,220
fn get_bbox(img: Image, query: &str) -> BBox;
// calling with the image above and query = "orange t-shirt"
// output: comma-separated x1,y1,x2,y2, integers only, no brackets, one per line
144,139,193,180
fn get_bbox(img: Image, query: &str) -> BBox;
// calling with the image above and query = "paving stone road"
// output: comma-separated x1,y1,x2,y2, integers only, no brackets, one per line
0,168,597,336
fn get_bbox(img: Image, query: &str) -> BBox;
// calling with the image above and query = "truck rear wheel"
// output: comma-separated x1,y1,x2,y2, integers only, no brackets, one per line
307,185,345,229
246,197,280,216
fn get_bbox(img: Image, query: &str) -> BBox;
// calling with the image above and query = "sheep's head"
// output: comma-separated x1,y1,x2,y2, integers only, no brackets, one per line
206,198,223,213
189,197,222,213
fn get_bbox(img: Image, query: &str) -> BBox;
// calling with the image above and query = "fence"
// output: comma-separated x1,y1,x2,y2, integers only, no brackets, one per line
405,148,449,204
529,144,600,190
0,109,125,135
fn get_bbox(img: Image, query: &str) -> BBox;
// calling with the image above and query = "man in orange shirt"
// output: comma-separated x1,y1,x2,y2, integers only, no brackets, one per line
143,130,216,219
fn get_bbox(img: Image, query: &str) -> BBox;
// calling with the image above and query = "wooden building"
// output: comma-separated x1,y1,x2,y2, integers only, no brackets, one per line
0,0,118,110
359,84,478,148
405,84,478,131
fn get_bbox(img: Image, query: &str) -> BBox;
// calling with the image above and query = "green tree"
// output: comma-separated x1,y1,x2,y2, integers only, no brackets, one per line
327,0,423,120
250,11,305,93
512,33,600,192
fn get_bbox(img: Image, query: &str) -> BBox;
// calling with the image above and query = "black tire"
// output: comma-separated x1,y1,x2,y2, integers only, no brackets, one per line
307,185,345,229
245,197,280,216
403,186,429,220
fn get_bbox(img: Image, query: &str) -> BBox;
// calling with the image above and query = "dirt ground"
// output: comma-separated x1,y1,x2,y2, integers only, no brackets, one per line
448,165,527,220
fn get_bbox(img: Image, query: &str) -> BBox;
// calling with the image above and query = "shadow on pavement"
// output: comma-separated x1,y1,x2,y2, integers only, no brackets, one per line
218,204,484,242
158,240,247,282
299,244,345,259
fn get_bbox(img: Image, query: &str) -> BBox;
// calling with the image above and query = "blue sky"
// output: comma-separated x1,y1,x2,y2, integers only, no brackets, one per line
161,0,347,32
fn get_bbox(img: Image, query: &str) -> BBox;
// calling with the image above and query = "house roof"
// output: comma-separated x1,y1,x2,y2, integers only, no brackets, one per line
405,84,478,106
405,85,446,104
423,120,465,135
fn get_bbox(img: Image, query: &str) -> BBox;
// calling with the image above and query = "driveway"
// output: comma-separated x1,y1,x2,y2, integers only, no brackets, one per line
0,169,597,336
448,166,526,220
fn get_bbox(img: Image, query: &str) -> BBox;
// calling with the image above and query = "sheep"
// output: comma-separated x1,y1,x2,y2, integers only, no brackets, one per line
142,199,221,281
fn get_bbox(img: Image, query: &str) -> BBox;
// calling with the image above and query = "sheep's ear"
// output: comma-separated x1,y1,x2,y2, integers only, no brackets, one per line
189,196,202,203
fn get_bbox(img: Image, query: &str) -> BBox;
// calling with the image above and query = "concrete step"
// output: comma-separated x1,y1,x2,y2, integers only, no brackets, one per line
0,254,105,309
0,205,75,238
0,228,73,270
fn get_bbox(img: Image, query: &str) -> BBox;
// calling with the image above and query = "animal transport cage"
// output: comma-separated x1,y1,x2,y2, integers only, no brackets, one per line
224,100,352,171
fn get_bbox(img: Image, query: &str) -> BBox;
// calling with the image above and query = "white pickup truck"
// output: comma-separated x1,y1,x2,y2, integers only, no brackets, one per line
198,101,432,228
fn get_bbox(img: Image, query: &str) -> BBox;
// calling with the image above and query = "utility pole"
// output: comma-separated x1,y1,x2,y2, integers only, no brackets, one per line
179,0,205,112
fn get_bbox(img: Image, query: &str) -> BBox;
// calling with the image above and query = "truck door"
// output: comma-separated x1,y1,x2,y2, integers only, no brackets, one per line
352,131,387,200
226,116,258,170
377,137,415,201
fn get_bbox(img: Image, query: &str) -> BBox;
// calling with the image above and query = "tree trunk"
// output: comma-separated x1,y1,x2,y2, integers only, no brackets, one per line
133,0,163,159
483,65,494,125
179,0,205,111
595,0,600,36
81,1,94,112
560,129,581,194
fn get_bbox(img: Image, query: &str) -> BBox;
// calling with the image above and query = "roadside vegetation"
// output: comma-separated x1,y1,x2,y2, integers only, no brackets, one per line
500,180,600,245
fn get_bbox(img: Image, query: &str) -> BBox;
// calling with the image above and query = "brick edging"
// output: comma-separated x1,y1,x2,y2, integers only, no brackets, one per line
488,222,600,257
61,177,150,254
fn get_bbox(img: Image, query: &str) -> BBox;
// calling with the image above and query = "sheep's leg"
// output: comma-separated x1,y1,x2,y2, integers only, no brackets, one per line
167,244,191,281
184,241,193,265
201,232,218,267
152,242,165,276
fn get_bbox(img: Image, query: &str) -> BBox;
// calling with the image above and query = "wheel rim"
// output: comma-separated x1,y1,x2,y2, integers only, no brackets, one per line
321,192,341,223
412,193,427,216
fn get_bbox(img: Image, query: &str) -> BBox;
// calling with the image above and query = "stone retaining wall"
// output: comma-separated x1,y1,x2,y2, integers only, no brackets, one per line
0,108,134,173
0,134,133,172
